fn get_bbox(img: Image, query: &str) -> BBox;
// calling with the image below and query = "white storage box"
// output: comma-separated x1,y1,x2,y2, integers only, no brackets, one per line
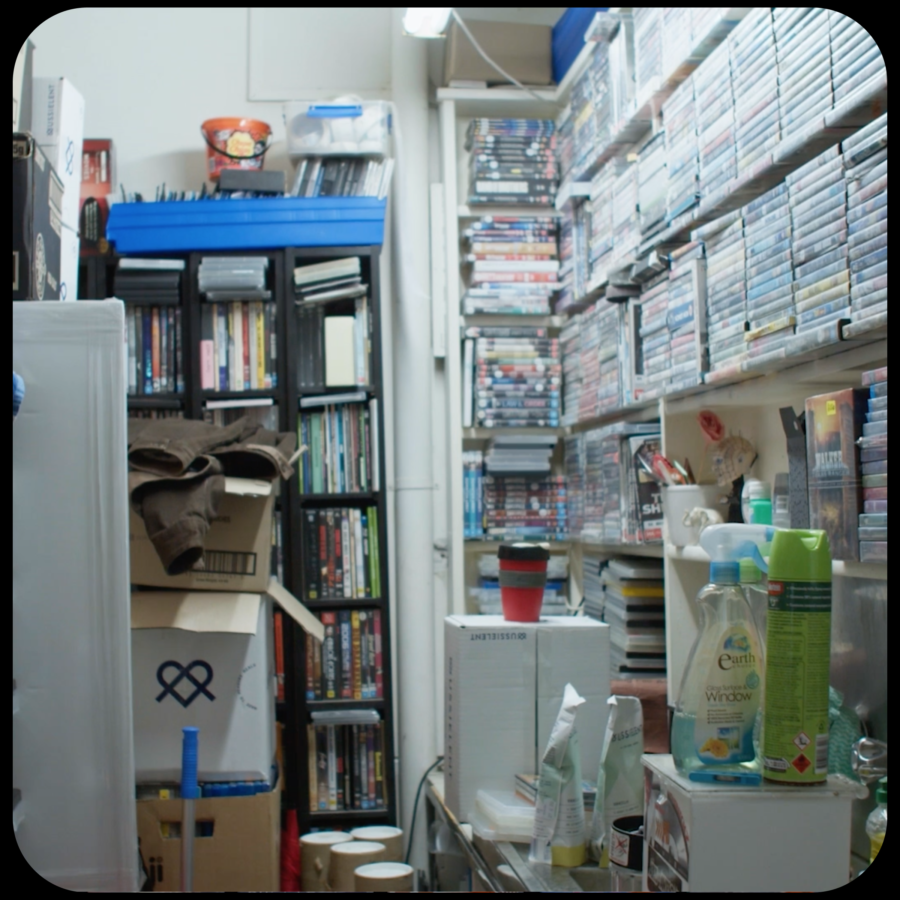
132,582,323,783
444,615,610,823
284,101,391,158
642,754,857,892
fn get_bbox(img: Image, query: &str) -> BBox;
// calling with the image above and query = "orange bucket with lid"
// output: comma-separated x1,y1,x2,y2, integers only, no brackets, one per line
201,117,272,180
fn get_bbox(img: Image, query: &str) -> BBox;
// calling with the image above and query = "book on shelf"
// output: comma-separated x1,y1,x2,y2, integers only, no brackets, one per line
297,298,371,390
203,397,279,430
126,305,184,395
306,722,386,812
306,609,383,701
199,300,278,391
299,397,379,494
303,506,382,600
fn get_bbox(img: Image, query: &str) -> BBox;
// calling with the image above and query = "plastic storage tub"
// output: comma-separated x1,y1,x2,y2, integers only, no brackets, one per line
284,101,391,158
470,790,535,843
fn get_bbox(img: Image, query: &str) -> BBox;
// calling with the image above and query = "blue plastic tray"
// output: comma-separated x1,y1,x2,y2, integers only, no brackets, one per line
107,197,386,252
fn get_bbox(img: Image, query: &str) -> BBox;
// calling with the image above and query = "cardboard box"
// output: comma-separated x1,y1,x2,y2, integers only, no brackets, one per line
32,78,85,232
138,776,280,892
805,388,866,561
642,754,855,892
132,582,323,783
130,477,276,592
443,20,552,87
80,138,115,255
444,615,610,822
13,133,64,300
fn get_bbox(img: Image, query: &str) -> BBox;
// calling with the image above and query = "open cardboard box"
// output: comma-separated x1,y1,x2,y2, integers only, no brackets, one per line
130,477,276,593
138,775,281,892
132,579,323,783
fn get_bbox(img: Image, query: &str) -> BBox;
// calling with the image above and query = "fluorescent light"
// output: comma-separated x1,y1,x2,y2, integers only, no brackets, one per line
402,7,452,38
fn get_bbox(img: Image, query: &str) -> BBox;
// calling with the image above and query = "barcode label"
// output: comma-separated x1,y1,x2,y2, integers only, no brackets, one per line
203,550,257,575
815,734,829,774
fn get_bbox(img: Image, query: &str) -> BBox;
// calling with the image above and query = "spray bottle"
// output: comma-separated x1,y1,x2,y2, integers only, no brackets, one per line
672,524,774,785
762,529,831,784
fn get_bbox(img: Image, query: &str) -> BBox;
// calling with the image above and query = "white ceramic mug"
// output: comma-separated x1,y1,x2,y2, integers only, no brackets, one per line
350,825,404,861
354,861,414,892
328,840,386,892
300,831,354,892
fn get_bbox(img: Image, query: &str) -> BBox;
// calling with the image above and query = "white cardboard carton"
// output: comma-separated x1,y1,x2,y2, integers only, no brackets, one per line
132,581,323,783
642,754,856,892
444,615,610,822
31,77,85,232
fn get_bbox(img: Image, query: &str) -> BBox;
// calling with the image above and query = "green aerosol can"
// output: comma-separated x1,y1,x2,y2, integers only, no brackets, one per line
762,529,831,784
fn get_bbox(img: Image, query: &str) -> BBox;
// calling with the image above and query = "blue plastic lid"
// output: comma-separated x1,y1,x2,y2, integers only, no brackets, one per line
710,561,740,584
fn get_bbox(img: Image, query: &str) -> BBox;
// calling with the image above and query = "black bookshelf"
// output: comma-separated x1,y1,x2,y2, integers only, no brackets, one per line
285,245,396,830
80,246,395,827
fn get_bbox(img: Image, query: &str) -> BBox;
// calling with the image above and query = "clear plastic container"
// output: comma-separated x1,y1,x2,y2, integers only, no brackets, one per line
471,790,535,843
284,101,391,158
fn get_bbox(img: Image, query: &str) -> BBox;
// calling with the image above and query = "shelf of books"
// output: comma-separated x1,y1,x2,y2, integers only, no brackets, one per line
285,245,396,829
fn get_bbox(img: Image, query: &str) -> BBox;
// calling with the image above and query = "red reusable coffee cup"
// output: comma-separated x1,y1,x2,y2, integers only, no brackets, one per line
498,542,550,622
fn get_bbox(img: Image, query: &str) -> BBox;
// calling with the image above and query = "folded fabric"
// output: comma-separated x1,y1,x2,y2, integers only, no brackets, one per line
128,417,296,575
13,371,24,419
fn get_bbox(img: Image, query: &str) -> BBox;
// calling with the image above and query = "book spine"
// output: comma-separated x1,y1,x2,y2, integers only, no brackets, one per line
342,726,351,810
359,724,369,809
229,302,239,391
327,725,337,810
142,308,153,394
335,725,344,809
325,510,336,598
305,631,315,700
311,414,322,494
361,513,371,597
313,628,322,700
373,609,383,699
248,300,259,390
151,307,161,392
316,726,328,809
269,301,278,388
354,297,366,386
353,509,365,599
369,506,381,597
255,301,265,390
216,304,226,391
159,308,168,393
352,724,361,809
339,610,352,699
263,302,273,389
367,611,376,700
318,510,328,599
304,510,318,600
175,306,184,394
321,612,337,699
347,507,357,597
242,302,251,390
351,610,362,700
126,308,136,394
134,306,143,395
201,305,215,389
167,307,176,392
374,724,384,809
366,726,376,808
274,610,285,703
307,724,318,812
341,512,352,599
359,612,369,699
333,510,344,597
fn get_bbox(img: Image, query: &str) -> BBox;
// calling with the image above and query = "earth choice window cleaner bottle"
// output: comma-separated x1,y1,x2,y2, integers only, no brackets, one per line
672,524,774,785
762,529,832,785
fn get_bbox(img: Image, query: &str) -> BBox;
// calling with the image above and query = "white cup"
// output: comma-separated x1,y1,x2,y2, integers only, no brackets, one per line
300,831,354,892
354,861,414,892
662,484,726,546
350,825,404,861
328,840,387,892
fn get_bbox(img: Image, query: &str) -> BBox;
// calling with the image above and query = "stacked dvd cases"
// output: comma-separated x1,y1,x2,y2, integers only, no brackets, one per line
565,433,585,537
462,215,558,316
829,11,886,106
596,301,624,415
636,272,671,398
858,366,887,564
482,473,568,542
660,6,692,84
774,8,832,137
463,449,484,538
842,114,887,326
633,7,663,109
560,314,583,426
664,242,706,393
587,159,626,289
465,119,558,206
695,38,735,202
698,211,747,373
662,76,699,224
729,7,780,176
786,147,849,336
578,302,602,421
598,557,666,680
638,132,667,240
467,325,561,429
609,158,641,271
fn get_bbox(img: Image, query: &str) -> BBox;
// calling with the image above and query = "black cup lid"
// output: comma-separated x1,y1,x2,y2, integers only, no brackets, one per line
498,542,550,561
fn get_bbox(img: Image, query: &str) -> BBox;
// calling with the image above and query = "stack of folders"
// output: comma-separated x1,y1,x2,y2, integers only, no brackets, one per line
463,449,485,539
463,326,561,429
198,256,277,392
462,215,559,316
785,149,849,341
307,610,384,700
298,391,380,494
120,258,186,397
843,115,887,327
858,366,887,564
290,156,394,199
294,257,371,390
829,10,886,105
466,118,558,206
306,718,387,812
601,556,666,679
302,506,382,600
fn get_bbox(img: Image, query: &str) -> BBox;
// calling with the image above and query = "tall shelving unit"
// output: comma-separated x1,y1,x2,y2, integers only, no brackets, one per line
436,10,888,706
80,243,396,829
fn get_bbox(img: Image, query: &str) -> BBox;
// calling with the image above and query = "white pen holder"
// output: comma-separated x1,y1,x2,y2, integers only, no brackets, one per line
662,485,727,546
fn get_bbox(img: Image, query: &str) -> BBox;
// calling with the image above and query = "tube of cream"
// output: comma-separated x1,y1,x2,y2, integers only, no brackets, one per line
589,695,644,865
529,683,587,867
